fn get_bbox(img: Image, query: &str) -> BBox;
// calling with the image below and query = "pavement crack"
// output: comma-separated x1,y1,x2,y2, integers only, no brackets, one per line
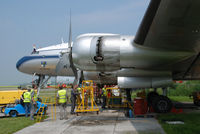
61,116,82,134
112,112,119,134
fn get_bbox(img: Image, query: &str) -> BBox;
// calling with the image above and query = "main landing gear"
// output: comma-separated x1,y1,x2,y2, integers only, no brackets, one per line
147,88,172,113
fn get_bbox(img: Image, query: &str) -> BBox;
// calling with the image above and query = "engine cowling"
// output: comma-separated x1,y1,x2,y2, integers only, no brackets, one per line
72,33,124,71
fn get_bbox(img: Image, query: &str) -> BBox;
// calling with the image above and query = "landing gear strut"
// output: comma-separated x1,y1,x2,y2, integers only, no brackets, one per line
35,75,51,96
126,89,131,102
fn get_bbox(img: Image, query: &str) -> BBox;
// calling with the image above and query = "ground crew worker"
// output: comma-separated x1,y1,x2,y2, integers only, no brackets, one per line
22,89,31,117
102,85,107,109
30,85,38,120
70,85,79,114
77,87,81,94
57,86,68,120
77,86,82,104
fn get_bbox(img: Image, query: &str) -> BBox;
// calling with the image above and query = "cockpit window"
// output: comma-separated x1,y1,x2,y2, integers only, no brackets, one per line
31,45,39,54
31,46,39,54
31,50,39,54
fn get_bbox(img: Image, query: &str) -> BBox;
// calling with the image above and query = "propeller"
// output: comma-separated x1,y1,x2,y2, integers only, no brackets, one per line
55,12,72,74
55,11,81,86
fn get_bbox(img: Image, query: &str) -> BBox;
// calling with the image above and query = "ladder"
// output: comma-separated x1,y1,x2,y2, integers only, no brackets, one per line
36,103,46,122
76,80,99,114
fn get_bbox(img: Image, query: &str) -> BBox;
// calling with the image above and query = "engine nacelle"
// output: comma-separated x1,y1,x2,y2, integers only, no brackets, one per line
72,33,124,71
118,77,173,88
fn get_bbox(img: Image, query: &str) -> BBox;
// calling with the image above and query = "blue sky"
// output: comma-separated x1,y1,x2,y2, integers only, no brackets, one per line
0,0,149,85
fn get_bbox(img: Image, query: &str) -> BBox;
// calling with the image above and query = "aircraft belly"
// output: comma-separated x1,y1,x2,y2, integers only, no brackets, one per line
83,68,172,86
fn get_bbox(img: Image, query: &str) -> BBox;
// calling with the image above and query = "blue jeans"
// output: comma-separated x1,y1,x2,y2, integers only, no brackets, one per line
70,96,76,113
102,96,107,108
24,102,31,117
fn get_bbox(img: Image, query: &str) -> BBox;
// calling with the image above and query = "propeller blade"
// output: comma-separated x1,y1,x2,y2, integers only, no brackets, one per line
68,10,72,48
55,11,72,73
66,11,80,85
55,10,82,86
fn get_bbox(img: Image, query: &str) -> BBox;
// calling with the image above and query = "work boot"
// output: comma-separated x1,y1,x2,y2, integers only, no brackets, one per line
65,117,68,120
70,112,75,114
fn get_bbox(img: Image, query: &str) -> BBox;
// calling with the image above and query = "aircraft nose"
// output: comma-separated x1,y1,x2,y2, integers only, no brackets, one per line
16,56,27,71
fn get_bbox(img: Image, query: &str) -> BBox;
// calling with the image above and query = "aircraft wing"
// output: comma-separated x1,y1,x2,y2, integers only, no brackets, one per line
134,0,200,80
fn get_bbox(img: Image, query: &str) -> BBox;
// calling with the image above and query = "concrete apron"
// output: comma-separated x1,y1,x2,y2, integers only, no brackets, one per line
14,108,165,134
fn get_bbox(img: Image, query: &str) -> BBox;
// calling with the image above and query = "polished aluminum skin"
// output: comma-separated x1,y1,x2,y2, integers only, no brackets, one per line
72,34,194,88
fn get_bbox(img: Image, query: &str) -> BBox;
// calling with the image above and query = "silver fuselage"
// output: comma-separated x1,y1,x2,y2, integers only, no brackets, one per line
16,34,194,88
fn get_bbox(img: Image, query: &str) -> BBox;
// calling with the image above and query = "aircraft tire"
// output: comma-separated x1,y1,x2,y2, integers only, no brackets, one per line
152,95,172,113
147,92,159,106
9,110,18,117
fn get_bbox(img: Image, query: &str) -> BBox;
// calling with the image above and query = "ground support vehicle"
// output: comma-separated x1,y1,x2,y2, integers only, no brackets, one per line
4,101,47,117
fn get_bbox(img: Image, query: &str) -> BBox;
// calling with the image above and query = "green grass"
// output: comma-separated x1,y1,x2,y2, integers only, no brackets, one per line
168,96,193,102
157,113,200,134
0,117,35,134
131,90,193,103
0,86,18,88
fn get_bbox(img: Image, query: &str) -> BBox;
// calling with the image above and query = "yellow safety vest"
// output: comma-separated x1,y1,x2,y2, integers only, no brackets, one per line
58,89,67,103
31,89,37,101
23,91,31,103
77,87,81,93
102,88,107,96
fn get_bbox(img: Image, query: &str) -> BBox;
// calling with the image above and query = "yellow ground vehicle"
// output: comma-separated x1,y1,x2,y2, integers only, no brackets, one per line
0,90,27,113
106,87,133,110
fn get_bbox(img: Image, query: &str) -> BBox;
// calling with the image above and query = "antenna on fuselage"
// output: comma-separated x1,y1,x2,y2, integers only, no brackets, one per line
61,37,64,44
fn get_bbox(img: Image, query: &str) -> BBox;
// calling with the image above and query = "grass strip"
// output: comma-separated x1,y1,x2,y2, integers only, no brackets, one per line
157,113,200,134
168,96,193,102
0,117,35,134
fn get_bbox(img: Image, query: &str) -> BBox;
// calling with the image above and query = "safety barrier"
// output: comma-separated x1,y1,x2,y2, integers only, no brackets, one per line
76,80,99,114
